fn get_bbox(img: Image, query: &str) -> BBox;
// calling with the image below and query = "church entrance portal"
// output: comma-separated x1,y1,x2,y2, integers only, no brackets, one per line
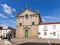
25,29,28,38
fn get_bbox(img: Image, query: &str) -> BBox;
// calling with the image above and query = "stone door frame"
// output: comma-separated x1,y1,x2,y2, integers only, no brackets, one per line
24,27,30,38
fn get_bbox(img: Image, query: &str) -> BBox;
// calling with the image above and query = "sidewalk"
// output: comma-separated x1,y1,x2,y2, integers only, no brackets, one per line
0,39,60,45
11,38,60,45
0,40,12,45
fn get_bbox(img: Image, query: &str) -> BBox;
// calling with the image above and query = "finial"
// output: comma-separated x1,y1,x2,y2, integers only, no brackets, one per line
26,3,28,8
35,9,40,13
36,9,40,13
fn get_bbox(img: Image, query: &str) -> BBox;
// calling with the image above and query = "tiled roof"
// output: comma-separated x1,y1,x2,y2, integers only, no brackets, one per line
0,26,15,30
0,26,3,30
8,26,16,30
40,22,60,25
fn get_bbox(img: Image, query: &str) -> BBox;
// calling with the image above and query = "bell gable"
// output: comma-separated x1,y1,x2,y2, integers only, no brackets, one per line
16,8,39,17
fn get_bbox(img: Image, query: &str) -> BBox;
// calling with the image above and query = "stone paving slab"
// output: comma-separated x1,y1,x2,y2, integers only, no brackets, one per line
0,40,12,45
11,38,60,45
0,39,60,45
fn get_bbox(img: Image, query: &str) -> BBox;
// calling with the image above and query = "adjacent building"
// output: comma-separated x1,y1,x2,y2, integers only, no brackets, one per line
0,26,16,38
39,22,60,39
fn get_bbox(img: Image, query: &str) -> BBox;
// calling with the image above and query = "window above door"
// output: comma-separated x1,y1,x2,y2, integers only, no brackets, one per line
25,14,28,19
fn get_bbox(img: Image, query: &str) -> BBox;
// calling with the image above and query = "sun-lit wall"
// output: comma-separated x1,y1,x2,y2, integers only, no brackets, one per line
39,24,60,39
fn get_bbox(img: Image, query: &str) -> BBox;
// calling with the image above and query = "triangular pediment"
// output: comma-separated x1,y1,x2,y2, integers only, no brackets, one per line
17,8,39,16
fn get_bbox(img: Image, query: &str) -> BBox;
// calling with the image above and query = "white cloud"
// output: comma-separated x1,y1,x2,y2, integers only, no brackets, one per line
0,24,7,26
1,4,16,14
2,21,6,23
13,21,16,23
43,16,55,19
42,16,57,22
0,13,7,18
42,15,60,22
42,18,47,22
10,15,14,17
10,20,16,24
2,14,7,18
6,19,16,24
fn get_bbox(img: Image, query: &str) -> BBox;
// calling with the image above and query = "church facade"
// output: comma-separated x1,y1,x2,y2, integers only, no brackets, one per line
16,8,60,39
16,8,42,39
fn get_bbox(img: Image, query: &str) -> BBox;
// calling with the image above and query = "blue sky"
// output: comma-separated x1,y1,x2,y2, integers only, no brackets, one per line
0,0,60,28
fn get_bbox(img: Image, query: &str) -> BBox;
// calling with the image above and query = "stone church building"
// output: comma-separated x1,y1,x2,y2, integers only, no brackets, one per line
16,8,42,39
16,8,60,39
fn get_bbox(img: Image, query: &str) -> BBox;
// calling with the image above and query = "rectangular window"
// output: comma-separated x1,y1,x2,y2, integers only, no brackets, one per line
44,32,47,36
53,32,56,36
44,25,47,30
53,25,56,29
44,29,47,31
32,22,35,25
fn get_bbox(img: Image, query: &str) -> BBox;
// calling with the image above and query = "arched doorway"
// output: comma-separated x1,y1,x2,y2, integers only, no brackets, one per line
25,29,28,38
